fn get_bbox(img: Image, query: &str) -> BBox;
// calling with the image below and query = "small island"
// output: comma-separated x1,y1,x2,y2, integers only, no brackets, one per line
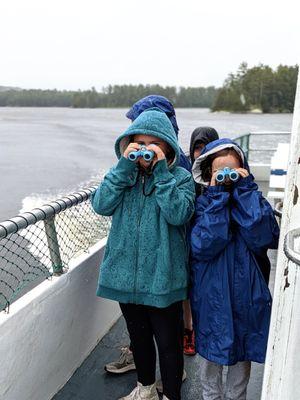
212,63,298,113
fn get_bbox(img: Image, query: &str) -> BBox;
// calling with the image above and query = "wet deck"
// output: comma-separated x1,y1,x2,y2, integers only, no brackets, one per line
53,181,278,400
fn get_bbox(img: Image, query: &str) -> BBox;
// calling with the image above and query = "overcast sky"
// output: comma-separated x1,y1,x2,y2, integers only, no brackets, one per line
0,0,299,91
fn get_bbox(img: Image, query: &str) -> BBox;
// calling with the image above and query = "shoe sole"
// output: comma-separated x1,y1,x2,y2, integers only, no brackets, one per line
104,364,136,374
184,351,196,356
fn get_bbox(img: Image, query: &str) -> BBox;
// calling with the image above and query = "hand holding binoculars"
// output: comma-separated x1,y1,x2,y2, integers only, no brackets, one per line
215,167,239,183
128,146,155,162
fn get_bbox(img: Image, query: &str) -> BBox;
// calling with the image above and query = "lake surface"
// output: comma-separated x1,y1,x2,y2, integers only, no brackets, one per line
0,107,292,221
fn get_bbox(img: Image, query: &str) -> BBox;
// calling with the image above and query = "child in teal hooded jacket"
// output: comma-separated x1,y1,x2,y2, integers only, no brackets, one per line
91,108,195,400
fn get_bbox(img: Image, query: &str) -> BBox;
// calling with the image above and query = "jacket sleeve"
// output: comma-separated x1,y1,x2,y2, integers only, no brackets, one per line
231,174,279,252
179,148,192,172
91,157,138,216
152,160,195,226
190,186,232,262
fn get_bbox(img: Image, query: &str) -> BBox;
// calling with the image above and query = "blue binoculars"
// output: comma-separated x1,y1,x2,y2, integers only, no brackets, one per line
215,167,239,183
128,146,154,162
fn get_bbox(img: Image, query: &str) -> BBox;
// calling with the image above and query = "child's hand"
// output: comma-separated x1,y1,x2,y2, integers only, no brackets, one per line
147,144,166,165
235,168,249,178
123,143,140,160
210,170,218,186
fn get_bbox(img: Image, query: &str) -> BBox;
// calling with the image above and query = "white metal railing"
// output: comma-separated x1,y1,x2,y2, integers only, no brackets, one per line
0,186,110,312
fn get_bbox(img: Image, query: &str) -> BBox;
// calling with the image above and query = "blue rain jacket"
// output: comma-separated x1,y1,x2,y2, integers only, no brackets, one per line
190,139,279,365
179,148,192,172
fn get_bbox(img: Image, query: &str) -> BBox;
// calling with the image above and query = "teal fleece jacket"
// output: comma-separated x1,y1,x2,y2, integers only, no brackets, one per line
91,108,195,307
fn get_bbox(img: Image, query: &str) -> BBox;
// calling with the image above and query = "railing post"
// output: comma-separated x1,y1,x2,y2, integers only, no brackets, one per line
234,134,250,160
240,133,250,160
44,216,64,275
245,133,250,160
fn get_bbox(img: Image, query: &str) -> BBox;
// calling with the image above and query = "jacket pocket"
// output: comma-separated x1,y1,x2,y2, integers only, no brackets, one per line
150,245,188,295
100,246,134,292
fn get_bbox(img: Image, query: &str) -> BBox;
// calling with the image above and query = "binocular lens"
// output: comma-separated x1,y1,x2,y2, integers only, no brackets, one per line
128,153,137,161
230,171,239,181
216,172,224,182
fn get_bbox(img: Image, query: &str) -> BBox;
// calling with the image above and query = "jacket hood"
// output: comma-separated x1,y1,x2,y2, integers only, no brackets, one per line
126,95,179,136
115,108,180,168
189,126,219,164
192,138,250,185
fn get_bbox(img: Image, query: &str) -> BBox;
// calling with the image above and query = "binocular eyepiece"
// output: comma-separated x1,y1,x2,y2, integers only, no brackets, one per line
215,167,239,183
128,146,155,162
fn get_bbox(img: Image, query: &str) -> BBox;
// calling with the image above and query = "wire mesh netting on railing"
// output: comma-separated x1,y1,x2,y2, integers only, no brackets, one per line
0,186,110,312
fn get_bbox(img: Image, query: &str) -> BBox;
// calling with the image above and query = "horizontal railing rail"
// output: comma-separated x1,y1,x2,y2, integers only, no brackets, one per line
0,185,110,312
234,132,290,163
0,187,98,239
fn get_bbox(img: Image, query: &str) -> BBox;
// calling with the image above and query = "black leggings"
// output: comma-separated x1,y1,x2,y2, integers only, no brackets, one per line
120,301,184,400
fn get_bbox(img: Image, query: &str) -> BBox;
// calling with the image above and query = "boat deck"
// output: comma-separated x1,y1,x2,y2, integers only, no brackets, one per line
53,252,277,400
53,181,278,400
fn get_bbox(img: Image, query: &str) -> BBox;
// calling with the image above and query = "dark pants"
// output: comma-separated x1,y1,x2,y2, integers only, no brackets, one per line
120,301,184,400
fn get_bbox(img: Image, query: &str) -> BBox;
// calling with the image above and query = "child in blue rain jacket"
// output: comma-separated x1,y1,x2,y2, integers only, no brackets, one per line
190,138,279,400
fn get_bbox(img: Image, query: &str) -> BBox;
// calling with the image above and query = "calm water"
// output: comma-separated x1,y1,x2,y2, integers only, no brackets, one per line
0,107,292,221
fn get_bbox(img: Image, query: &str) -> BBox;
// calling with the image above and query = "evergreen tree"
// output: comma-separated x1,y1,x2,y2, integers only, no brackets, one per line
212,63,298,113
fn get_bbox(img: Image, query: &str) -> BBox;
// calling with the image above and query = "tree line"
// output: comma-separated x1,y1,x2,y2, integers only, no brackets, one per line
212,63,298,113
0,63,298,112
0,85,217,108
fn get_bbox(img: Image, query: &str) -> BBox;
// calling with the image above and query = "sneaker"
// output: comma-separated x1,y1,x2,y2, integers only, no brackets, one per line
183,329,196,356
105,346,136,374
119,382,159,400
156,369,187,394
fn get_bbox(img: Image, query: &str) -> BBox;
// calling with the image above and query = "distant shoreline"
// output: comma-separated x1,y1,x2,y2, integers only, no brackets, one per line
0,105,292,114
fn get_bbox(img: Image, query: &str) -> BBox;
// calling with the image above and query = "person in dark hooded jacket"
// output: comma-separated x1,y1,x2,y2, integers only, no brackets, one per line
189,126,219,165
190,138,279,400
189,127,219,196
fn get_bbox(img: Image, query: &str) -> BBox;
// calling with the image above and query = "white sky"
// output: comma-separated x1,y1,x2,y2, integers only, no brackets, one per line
0,0,299,90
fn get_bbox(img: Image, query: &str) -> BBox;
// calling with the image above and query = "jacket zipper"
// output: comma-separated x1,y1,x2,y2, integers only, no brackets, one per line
134,174,145,303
